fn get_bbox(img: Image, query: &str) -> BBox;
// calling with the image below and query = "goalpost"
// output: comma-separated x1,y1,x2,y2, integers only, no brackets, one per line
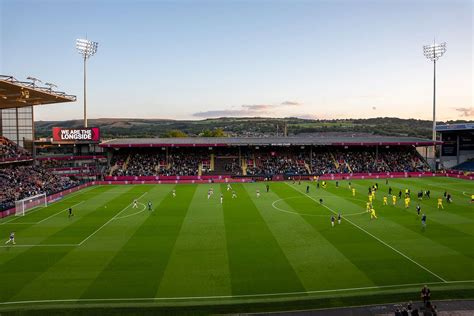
15,193,48,216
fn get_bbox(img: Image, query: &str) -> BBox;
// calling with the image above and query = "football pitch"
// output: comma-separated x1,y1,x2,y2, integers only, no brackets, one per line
0,177,473,313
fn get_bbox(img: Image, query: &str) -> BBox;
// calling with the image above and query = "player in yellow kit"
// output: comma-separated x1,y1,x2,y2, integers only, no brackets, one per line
368,194,373,204
366,201,371,212
437,197,444,209
352,188,356,196
371,190,376,200
383,196,388,205
404,197,410,208
370,208,377,219
392,195,397,205
471,194,474,203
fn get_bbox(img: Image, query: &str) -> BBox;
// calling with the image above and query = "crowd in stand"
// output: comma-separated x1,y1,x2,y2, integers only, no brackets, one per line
247,155,307,176
0,165,79,211
0,136,31,161
108,148,430,177
224,160,241,175
0,136,79,211
110,151,205,176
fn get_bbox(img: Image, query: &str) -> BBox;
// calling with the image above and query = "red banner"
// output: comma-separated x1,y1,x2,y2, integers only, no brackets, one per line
52,127,100,142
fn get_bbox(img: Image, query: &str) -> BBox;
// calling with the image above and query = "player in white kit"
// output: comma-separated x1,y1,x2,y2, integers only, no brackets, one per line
5,232,15,245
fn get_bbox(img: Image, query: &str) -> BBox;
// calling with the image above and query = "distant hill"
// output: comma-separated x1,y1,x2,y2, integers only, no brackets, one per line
34,117,473,139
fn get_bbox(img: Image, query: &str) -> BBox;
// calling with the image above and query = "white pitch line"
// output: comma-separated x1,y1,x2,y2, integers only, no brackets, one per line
113,203,147,220
37,201,85,224
0,244,77,248
426,183,468,194
272,196,366,218
77,192,148,246
0,280,472,306
0,211,39,225
0,223,38,225
285,183,448,283
0,186,96,225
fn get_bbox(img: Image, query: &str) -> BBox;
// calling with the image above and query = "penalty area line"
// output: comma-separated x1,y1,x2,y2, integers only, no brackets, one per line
37,201,85,224
285,183,448,283
0,186,96,225
0,280,473,306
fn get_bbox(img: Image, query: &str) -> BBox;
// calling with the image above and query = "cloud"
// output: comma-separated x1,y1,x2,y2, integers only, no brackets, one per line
241,104,272,111
193,109,267,118
280,101,301,106
454,107,474,117
193,101,302,118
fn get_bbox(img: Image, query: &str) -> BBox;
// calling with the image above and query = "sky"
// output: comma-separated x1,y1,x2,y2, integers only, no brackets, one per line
0,0,472,121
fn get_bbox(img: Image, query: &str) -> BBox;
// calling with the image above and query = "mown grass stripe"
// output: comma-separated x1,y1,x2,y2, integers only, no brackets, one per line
80,184,197,299
221,183,305,295
156,184,232,297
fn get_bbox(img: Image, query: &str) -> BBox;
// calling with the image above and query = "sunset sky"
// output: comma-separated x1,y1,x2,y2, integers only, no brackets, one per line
1,0,472,121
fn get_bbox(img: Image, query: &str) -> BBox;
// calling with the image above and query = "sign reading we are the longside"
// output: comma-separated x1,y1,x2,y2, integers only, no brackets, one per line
52,127,100,143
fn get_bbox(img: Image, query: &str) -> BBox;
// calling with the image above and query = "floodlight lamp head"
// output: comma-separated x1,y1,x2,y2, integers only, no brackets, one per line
26,76,42,83
45,82,57,89
423,42,447,62
76,38,99,58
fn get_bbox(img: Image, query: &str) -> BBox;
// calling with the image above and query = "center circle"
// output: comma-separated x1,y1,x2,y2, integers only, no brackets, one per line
271,196,367,217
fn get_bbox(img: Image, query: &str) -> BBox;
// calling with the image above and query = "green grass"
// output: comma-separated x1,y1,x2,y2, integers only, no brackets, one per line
0,177,473,314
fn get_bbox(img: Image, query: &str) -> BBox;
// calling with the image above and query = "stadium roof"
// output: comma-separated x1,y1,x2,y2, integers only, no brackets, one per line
100,135,441,148
436,123,474,132
0,75,76,109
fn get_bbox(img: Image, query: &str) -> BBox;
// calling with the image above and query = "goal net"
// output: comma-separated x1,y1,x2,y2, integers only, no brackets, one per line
15,193,47,216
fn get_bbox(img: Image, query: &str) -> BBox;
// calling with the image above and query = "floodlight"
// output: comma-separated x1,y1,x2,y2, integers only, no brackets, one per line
423,40,447,167
76,38,99,127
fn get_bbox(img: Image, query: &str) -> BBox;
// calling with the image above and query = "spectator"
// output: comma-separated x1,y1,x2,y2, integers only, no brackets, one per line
421,285,431,305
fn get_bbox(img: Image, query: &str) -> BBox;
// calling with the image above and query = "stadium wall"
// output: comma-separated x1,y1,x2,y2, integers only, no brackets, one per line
103,171,474,182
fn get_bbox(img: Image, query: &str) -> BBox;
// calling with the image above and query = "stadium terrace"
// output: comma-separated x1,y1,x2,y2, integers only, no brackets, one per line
98,135,446,183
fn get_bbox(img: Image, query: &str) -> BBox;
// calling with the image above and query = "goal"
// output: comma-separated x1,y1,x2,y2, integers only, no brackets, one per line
15,193,47,216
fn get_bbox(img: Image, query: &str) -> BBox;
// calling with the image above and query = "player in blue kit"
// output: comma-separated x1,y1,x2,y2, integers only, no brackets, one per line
421,214,427,229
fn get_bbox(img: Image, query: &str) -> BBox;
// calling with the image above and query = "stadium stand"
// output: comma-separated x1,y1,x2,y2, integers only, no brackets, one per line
105,144,430,177
0,136,32,162
452,159,474,172
0,164,79,211
0,136,79,211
